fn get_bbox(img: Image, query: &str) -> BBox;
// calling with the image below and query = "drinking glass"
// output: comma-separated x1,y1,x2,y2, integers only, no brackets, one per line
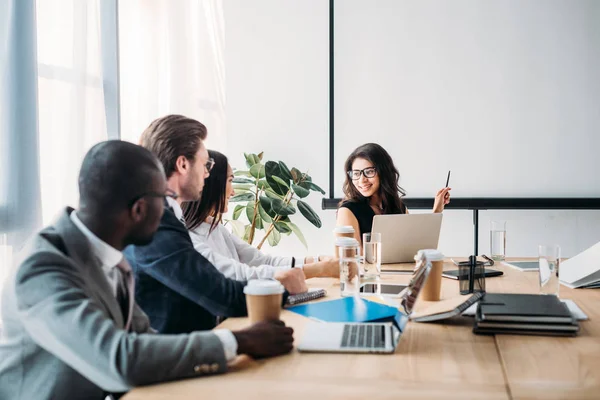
362,232,381,279
490,220,506,261
539,245,560,297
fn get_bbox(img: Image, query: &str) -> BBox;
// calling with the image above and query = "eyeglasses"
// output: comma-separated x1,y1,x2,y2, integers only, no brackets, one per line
347,167,377,180
205,158,215,172
128,188,179,208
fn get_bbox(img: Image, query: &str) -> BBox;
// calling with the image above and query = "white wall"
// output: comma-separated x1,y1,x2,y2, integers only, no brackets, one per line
223,0,600,259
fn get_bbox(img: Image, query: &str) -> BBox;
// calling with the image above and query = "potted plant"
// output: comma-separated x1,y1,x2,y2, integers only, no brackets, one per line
227,152,325,250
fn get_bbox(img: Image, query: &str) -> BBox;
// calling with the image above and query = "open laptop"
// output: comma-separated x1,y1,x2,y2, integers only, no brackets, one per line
298,253,432,354
372,213,443,264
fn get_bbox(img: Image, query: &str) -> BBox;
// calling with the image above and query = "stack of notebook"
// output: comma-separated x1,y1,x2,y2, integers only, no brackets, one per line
473,293,579,337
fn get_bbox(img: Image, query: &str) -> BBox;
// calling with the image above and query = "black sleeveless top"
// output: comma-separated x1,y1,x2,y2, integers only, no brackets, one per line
340,200,407,236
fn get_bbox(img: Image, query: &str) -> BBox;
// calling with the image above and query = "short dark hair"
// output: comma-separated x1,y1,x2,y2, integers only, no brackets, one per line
182,150,228,233
78,140,163,215
341,143,406,214
140,114,207,178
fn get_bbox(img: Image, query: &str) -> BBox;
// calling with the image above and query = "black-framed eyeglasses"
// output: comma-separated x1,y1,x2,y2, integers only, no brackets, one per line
127,188,179,208
347,167,377,180
205,158,215,172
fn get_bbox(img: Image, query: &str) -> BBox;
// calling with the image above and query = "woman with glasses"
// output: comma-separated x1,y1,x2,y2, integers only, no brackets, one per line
337,143,451,245
182,150,340,286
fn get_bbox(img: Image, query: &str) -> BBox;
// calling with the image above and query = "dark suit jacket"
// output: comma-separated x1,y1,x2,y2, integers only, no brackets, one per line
124,204,252,333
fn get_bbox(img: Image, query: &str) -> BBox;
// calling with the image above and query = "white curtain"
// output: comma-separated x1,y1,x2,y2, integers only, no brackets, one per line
36,0,109,225
0,0,109,314
119,0,227,151
0,0,41,305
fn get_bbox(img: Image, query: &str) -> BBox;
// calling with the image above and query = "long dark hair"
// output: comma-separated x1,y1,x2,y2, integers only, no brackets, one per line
182,150,229,232
341,143,406,214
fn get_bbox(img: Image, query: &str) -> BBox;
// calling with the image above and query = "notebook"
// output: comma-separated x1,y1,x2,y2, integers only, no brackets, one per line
287,296,399,323
409,292,484,322
286,288,327,306
477,293,574,324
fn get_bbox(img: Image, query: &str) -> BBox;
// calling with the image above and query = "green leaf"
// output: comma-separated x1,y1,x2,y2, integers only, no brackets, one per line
233,177,254,184
234,188,251,195
232,183,253,191
297,200,322,228
288,222,308,250
257,180,270,190
258,203,272,223
265,161,288,196
234,170,252,177
229,192,255,202
265,189,284,200
290,167,302,183
250,163,265,179
299,180,325,194
243,225,252,242
259,196,277,219
245,153,261,168
272,176,290,189
291,184,310,198
274,221,292,234
308,182,325,194
245,204,255,224
278,162,293,181
267,226,281,247
270,197,296,216
232,205,244,220
229,219,246,238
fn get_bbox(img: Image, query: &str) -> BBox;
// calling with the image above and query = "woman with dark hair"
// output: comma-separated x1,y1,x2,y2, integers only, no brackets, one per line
183,150,339,288
336,143,451,245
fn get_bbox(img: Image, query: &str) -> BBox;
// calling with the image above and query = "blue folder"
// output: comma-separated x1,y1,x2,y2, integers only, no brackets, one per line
287,296,399,323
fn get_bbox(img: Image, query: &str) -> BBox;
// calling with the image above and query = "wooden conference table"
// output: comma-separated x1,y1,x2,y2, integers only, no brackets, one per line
124,259,600,400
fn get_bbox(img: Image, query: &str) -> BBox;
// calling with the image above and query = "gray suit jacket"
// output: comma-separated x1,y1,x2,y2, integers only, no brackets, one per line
0,208,228,400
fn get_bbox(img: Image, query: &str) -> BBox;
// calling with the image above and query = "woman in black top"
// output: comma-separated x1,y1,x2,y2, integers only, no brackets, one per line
337,143,451,245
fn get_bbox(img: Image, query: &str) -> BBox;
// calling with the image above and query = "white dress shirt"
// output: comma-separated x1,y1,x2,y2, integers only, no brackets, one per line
70,211,123,296
165,197,238,361
189,221,303,280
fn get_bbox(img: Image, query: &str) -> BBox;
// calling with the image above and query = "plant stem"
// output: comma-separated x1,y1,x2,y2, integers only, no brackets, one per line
247,183,260,244
256,187,293,249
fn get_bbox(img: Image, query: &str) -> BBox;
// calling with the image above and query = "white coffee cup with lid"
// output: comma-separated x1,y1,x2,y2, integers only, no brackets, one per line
243,280,284,324
333,225,356,256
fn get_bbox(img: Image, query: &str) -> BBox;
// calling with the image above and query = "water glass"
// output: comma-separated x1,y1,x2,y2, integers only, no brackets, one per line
337,238,360,297
539,245,560,297
362,232,382,279
490,220,506,261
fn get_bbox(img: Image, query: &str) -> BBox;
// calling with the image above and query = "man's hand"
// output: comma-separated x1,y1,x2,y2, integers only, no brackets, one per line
274,268,308,294
233,320,294,359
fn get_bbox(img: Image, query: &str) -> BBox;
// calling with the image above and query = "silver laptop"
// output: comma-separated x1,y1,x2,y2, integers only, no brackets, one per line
372,213,443,264
298,254,432,354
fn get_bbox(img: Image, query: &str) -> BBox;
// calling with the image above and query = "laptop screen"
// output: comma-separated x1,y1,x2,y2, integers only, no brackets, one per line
399,252,432,315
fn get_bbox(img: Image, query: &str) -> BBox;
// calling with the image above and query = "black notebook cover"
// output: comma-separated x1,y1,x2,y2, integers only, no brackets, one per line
477,293,574,324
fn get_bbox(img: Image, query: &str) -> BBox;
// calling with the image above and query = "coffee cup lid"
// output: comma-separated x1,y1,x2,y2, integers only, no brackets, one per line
243,280,285,295
335,237,359,247
419,249,444,261
333,225,355,234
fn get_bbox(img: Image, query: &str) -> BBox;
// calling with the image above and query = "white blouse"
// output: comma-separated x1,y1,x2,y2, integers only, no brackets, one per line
189,222,296,280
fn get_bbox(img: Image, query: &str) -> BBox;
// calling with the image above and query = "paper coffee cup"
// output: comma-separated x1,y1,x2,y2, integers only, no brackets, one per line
333,226,355,256
420,249,445,301
243,280,284,324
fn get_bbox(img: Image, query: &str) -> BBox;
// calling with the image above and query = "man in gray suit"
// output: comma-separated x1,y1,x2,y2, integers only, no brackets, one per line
0,141,294,400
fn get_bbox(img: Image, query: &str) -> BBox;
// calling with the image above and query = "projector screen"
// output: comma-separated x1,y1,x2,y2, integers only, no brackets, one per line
333,0,600,199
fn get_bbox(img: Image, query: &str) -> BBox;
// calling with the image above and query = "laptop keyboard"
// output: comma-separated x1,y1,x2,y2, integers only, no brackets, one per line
341,324,386,349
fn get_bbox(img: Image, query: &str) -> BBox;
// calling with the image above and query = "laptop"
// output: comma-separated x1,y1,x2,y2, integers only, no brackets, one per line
297,252,432,354
372,213,443,264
